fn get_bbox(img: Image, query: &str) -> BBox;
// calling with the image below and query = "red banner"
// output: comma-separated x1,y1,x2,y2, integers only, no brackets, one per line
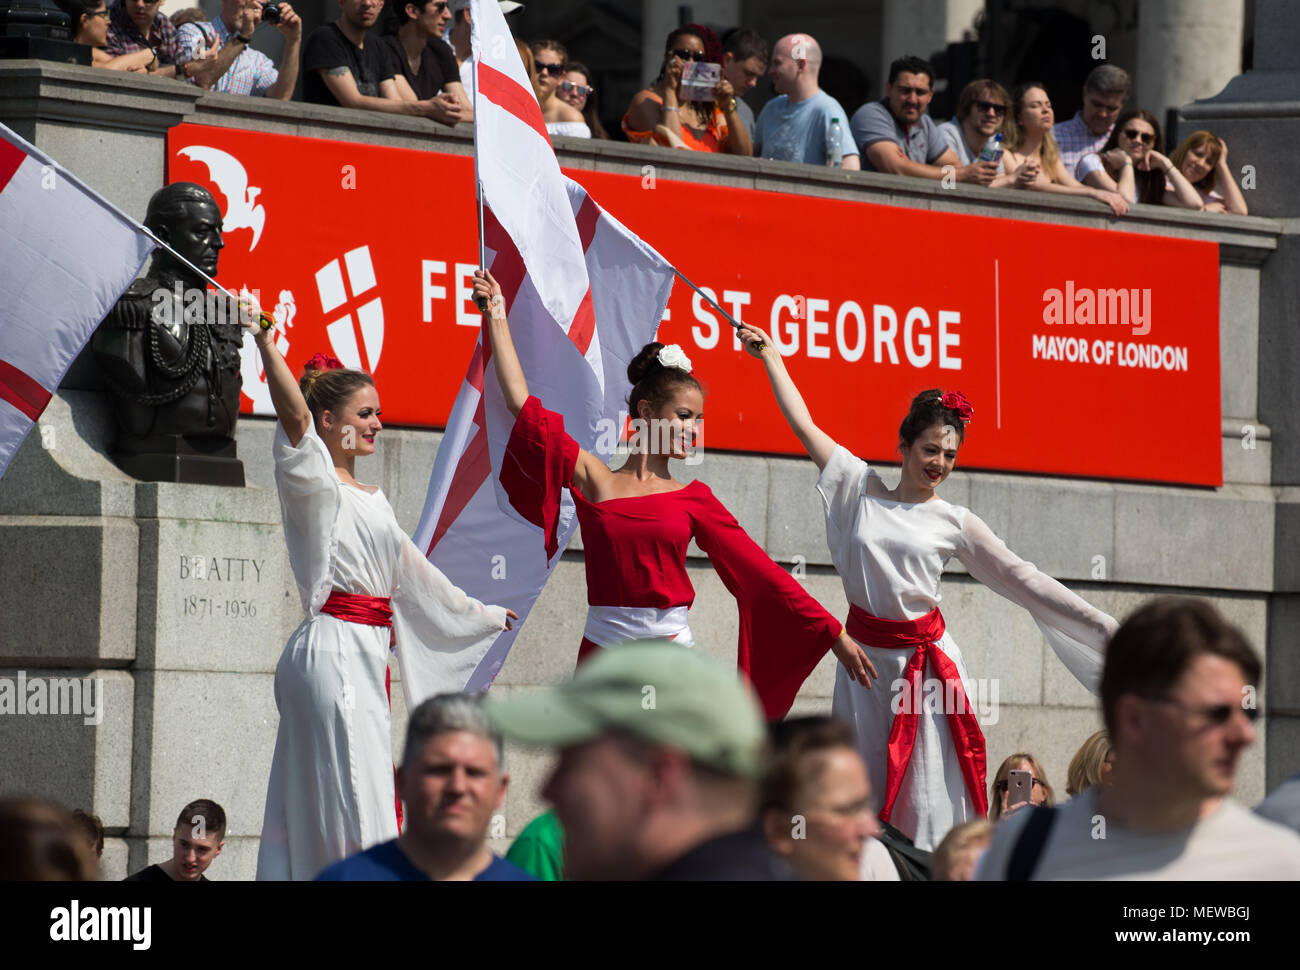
166,123,1221,486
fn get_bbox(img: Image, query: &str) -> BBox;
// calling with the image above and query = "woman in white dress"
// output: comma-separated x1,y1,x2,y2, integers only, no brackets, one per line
246,324,516,880
738,324,1119,850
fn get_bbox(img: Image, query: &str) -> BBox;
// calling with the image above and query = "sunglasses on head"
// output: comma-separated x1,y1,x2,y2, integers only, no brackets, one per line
669,48,706,62
1123,127,1155,145
560,79,594,98
535,62,565,78
974,99,1007,116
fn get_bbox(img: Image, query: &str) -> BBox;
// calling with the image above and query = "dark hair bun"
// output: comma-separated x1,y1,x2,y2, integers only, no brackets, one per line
898,387,968,451
627,342,666,386
909,388,941,412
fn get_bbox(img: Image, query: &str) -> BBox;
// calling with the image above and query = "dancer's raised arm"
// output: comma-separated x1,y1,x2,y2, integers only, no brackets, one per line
473,270,531,418
244,308,311,447
738,324,837,470
473,269,611,501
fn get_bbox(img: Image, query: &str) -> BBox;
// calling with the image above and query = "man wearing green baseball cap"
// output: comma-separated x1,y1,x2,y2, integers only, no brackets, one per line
485,642,798,880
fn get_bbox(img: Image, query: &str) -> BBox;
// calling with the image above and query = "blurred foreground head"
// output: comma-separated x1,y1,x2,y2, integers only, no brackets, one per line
761,716,879,880
486,642,771,880
0,797,99,880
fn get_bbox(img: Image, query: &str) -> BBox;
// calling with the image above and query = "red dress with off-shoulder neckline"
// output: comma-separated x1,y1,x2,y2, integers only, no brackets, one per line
500,395,840,719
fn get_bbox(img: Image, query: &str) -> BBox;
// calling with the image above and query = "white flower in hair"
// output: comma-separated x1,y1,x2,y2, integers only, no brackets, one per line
657,344,693,373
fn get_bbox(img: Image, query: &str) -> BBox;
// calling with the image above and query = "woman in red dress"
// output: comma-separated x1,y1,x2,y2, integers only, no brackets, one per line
474,270,875,718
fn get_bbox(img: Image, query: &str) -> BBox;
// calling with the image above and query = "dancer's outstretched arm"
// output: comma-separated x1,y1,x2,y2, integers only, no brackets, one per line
244,310,311,447
473,269,610,498
474,270,531,418
738,324,837,471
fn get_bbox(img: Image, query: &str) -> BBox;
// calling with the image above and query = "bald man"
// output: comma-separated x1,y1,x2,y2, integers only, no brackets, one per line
753,33,859,170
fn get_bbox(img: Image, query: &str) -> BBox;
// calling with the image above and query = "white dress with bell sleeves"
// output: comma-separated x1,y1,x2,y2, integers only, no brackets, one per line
255,420,507,880
817,444,1117,851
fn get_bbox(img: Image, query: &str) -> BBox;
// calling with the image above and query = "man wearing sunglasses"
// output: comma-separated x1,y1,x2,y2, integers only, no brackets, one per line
379,0,466,124
851,55,983,183
1055,64,1129,181
936,79,1015,185
304,0,456,122
978,599,1300,879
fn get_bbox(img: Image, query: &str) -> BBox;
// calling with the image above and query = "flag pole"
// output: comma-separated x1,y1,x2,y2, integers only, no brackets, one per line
671,266,765,351
472,4,489,313
4,125,268,328
136,226,275,330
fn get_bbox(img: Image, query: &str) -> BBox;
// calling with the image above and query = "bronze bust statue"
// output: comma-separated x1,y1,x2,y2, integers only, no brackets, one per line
92,183,246,485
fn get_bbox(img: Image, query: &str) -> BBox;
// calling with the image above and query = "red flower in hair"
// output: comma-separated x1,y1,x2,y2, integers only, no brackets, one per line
306,353,344,372
940,390,974,423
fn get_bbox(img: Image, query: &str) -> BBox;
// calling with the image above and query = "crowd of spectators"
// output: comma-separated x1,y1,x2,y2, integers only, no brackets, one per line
55,3,1250,215
4,598,1299,882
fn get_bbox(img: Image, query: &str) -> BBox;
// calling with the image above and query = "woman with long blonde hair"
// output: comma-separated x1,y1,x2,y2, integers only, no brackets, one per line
1001,82,1131,216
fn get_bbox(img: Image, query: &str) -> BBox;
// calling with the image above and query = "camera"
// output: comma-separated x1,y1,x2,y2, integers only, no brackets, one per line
260,2,281,24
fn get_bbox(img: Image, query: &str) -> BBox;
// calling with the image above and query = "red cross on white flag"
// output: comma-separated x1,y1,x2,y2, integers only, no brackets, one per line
404,0,675,701
0,124,154,482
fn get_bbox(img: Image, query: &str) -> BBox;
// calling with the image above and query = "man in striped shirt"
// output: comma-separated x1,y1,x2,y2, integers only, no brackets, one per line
1053,64,1130,181
177,0,302,99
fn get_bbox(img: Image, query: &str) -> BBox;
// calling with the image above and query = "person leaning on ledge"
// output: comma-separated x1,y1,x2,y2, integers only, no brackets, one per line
177,0,302,99
302,0,458,121
103,0,187,77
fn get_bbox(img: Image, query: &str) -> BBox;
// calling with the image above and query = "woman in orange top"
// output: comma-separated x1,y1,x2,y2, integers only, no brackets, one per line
622,24,751,155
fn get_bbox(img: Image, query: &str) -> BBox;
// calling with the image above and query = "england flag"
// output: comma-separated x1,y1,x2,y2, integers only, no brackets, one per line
0,124,154,481
408,0,675,696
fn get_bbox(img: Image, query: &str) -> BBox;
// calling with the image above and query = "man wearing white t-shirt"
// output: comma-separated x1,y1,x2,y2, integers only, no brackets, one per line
978,598,1300,880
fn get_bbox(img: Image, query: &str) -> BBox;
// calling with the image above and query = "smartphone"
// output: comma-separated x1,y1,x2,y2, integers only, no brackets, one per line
1006,769,1033,810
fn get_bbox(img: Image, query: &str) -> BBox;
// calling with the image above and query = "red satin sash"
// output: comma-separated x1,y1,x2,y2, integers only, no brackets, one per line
846,604,989,822
320,590,402,831
321,590,393,627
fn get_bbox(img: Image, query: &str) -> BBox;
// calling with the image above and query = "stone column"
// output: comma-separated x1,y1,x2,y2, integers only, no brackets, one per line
1174,0,1300,789
1136,0,1244,122
879,0,980,91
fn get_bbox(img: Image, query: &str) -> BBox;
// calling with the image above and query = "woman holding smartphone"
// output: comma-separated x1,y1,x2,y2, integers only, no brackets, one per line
244,317,515,880
622,24,751,155
474,270,872,719
737,323,1118,850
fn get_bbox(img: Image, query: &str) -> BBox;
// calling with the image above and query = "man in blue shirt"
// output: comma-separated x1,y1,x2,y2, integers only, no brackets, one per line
317,694,534,881
753,33,859,169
